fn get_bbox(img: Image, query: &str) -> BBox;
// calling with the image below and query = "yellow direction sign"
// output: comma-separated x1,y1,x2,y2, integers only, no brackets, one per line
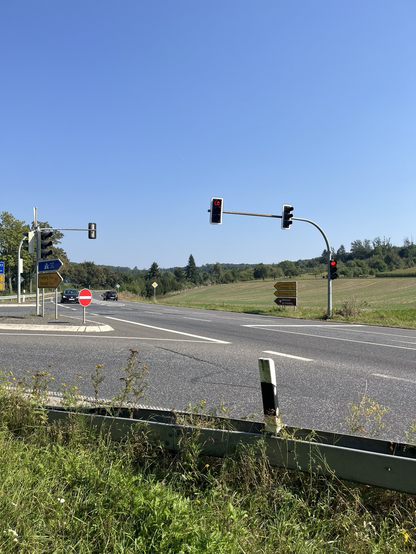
274,290,296,297
274,281,296,290
38,272,63,289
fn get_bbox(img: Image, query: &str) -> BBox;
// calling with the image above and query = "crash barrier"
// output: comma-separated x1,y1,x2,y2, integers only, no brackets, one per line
45,405,416,494
45,358,416,496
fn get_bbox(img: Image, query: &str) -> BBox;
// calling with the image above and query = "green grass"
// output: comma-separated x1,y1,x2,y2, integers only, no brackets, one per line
1,388,416,553
148,277,416,328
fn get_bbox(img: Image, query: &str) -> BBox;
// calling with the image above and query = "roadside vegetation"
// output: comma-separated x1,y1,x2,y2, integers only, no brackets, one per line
1,363,416,553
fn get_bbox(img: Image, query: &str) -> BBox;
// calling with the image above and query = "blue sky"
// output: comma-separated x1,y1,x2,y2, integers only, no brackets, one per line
1,1,415,270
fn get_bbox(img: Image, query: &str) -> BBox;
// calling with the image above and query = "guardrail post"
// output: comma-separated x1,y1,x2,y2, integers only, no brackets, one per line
258,358,281,434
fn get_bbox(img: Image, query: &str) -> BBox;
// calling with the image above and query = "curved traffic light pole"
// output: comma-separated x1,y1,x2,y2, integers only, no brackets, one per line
219,210,333,317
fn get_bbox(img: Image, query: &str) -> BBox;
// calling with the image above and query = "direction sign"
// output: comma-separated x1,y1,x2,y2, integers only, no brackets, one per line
0,261,4,274
275,297,297,306
78,288,92,307
274,290,296,298
38,272,63,288
274,281,296,290
38,258,63,273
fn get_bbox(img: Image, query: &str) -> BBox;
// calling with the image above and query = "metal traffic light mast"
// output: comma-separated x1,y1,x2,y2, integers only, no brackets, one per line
209,198,334,317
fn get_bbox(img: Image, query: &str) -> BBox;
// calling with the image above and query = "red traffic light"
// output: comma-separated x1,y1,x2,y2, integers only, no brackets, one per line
330,260,337,267
210,197,223,224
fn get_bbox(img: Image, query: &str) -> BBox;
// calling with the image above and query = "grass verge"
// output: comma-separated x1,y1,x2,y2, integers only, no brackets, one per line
1,383,416,552
125,277,416,328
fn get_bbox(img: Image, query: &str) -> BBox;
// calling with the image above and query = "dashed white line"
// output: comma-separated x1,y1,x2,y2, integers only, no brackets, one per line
183,317,212,322
372,373,416,385
263,350,314,362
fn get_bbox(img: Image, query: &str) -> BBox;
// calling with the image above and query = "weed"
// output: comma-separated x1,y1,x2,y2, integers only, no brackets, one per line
111,349,149,414
345,390,389,437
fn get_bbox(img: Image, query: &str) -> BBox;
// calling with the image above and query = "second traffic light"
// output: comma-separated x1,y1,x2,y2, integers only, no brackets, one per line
281,204,294,229
330,260,338,279
210,197,223,224
38,230,53,259
88,222,97,239
23,231,35,254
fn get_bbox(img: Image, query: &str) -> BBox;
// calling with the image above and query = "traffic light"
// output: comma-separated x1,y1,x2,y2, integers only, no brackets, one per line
281,204,294,229
210,197,223,225
38,230,53,259
23,231,35,254
88,222,97,239
330,259,338,279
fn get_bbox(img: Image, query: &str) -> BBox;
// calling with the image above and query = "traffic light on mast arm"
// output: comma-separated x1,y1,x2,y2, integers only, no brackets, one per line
330,259,338,279
281,204,294,229
210,197,223,224
22,231,35,254
38,230,53,259
88,222,97,239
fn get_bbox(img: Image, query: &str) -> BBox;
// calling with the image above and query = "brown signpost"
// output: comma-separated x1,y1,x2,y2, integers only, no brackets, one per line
274,281,297,307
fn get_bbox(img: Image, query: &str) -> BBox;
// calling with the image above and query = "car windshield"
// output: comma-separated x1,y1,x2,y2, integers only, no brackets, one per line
64,289,78,294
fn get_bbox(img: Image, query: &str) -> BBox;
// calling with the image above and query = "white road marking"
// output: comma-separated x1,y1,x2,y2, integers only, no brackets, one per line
0,332,217,341
104,316,230,344
263,350,314,362
183,317,212,322
244,326,416,352
244,324,362,327
372,373,416,385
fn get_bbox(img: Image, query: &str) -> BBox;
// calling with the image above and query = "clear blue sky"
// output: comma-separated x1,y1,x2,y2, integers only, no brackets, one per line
1,1,415,270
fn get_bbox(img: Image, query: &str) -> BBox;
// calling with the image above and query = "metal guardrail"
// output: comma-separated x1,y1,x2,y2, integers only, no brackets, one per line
46,405,416,495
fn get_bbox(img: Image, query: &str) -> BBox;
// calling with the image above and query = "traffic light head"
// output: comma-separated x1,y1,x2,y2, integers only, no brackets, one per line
23,231,35,254
330,259,338,279
281,204,294,229
210,197,223,225
39,230,53,259
88,222,97,239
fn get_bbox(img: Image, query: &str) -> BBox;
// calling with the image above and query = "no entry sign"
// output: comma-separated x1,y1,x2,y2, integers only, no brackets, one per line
78,288,92,307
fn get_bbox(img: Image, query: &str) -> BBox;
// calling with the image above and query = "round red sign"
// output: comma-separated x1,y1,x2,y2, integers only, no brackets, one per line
78,288,92,307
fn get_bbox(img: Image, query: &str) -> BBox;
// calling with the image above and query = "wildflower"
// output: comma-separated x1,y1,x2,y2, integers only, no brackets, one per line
7,529,18,537
11,502,17,507
57,497,65,504
400,529,409,543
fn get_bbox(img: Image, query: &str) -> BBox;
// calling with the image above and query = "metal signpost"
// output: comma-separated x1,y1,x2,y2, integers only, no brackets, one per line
37,259,64,318
0,261,4,292
152,281,158,302
78,288,92,324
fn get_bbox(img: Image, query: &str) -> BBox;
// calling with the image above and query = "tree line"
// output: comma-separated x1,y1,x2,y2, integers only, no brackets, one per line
1,210,415,296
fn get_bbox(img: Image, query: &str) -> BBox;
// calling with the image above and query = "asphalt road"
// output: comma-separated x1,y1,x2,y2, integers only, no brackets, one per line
1,295,416,441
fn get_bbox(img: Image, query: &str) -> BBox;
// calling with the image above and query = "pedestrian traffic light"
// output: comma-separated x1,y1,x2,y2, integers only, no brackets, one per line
38,230,53,259
210,197,223,225
22,231,35,254
281,204,294,229
330,259,338,279
88,222,97,239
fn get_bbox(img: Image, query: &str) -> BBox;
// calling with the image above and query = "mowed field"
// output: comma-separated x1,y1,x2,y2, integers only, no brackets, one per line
159,277,416,312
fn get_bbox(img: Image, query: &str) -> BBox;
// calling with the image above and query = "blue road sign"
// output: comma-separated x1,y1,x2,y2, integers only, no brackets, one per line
38,258,63,273
0,261,4,274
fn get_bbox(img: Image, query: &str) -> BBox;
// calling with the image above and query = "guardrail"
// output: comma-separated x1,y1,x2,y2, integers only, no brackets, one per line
46,405,416,494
